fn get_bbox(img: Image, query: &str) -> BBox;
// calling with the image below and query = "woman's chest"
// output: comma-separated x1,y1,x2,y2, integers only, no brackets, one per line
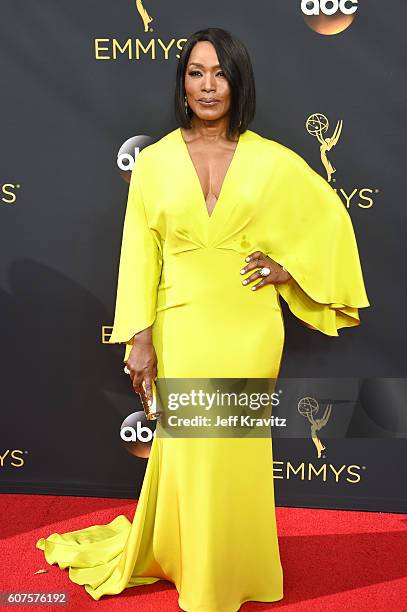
144,162,273,229
183,143,239,217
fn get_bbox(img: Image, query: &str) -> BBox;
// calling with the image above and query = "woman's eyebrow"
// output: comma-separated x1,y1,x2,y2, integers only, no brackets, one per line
188,62,221,69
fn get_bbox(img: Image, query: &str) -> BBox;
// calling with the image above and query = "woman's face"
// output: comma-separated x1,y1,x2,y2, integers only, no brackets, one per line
184,41,232,123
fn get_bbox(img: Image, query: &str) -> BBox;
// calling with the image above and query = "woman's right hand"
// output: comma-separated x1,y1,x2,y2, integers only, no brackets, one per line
125,329,157,407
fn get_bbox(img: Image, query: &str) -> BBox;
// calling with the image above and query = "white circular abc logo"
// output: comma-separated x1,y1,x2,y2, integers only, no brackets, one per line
121,422,155,443
301,0,358,15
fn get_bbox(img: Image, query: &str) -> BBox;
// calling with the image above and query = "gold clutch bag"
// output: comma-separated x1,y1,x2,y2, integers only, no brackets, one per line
140,378,160,420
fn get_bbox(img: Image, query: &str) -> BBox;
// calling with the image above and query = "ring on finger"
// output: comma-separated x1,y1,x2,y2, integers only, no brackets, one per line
259,266,271,277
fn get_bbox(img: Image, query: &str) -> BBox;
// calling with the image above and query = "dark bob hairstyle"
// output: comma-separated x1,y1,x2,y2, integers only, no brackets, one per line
174,27,256,139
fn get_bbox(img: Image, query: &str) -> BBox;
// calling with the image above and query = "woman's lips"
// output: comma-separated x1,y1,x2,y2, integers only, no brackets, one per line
198,100,219,106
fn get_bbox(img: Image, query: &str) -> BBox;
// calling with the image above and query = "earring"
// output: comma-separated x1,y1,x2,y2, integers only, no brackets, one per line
184,95,189,117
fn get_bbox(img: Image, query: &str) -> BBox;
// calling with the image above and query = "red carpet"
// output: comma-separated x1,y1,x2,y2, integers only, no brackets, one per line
1,494,406,611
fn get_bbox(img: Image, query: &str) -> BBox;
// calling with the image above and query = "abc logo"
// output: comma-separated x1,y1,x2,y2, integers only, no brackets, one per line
301,0,358,34
301,0,358,15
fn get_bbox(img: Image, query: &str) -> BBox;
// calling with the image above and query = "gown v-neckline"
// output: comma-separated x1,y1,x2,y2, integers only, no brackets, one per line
177,127,244,221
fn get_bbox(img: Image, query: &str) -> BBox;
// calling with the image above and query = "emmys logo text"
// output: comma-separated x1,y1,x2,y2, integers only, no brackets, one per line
94,2,187,61
305,112,379,208
0,450,25,468
301,0,358,15
274,461,364,483
1,183,19,204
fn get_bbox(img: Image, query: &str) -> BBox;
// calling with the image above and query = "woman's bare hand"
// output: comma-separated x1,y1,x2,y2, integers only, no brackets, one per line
240,251,292,290
125,330,157,407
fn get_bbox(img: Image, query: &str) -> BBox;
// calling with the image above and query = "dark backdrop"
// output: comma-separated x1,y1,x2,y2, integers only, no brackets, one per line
1,1,406,512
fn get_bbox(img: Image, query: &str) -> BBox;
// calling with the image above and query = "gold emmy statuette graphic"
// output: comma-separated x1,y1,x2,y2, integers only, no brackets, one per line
135,0,153,32
306,113,343,182
298,397,332,458
140,378,160,420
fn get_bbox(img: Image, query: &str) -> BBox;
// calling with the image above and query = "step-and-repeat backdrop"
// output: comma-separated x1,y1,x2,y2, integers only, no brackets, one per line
1,1,406,512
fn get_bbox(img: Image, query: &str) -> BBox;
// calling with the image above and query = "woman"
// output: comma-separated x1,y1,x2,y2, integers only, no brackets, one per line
36,28,370,611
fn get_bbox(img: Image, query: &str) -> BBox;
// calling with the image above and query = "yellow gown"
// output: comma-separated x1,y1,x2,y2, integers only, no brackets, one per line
35,127,370,611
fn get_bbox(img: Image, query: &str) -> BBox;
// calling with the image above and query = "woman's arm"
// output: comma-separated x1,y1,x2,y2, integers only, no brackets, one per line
108,149,162,360
264,146,370,336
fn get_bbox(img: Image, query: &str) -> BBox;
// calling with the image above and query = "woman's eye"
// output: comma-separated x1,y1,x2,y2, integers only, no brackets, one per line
188,70,225,77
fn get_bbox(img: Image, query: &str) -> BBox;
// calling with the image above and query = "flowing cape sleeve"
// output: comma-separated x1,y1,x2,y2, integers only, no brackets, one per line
108,149,162,361
265,145,370,336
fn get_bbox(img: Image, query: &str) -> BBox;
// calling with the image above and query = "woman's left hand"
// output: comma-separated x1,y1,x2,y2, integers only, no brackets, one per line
240,250,292,290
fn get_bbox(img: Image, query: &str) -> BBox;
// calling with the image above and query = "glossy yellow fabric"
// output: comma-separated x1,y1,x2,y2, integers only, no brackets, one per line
36,127,369,610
